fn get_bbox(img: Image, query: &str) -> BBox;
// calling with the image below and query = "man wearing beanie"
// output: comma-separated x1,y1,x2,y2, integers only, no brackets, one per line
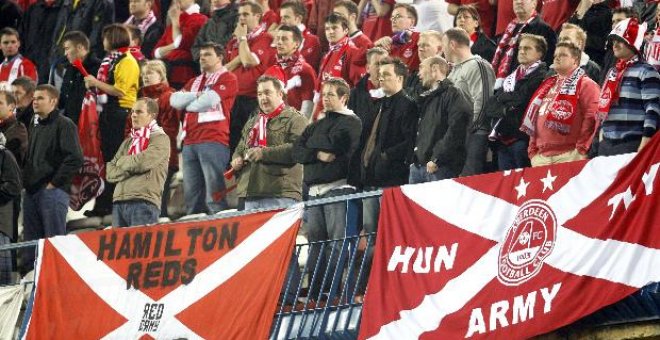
597,17,660,156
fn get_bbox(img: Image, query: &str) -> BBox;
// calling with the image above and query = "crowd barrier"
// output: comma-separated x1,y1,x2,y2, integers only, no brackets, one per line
0,189,658,339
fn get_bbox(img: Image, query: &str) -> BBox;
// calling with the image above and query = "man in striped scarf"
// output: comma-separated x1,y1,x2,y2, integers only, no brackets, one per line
106,97,170,227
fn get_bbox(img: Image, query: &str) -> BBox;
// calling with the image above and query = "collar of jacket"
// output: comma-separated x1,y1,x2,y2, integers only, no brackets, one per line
36,110,60,125
141,82,171,98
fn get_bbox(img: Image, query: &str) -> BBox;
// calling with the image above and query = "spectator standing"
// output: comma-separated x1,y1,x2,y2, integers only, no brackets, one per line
556,23,601,81
484,33,548,170
22,84,83,271
0,91,27,167
11,77,35,131
0,28,38,84
292,77,361,301
492,0,556,90
374,4,421,72
265,26,316,117
59,31,101,126
231,75,307,210
332,0,374,51
410,56,471,184
522,42,599,166
125,0,164,59
20,0,62,84
0,132,21,285
170,43,237,214
225,1,276,155
454,5,496,62
279,0,321,71
599,7,637,84
357,0,394,42
82,24,140,218
107,98,170,227
347,47,387,188
153,0,208,89
136,61,180,219
406,30,442,101
447,0,496,37
597,18,660,156
442,28,495,176
191,0,237,61
50,0,115,61
568,0,612,66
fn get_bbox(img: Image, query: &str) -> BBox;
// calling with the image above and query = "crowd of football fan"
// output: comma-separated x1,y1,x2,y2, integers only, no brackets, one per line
0,0,657,293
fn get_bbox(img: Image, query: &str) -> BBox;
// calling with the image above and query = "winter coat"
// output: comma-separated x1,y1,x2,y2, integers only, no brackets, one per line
191,4,238,61
50,0,115,60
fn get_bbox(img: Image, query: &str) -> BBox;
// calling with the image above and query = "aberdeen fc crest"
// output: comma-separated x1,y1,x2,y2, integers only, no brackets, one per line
498,200,557,286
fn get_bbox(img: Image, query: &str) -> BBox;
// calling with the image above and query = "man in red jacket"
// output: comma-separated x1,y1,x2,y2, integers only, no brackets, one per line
0,28,38,84
265,25,317,117
279,0,322,70
225,0,276,154
170,42,238,215
153,0,208,89
373,3,420,72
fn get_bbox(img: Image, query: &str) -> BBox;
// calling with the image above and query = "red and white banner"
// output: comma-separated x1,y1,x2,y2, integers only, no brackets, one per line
360,136,660,339
22,205,303,339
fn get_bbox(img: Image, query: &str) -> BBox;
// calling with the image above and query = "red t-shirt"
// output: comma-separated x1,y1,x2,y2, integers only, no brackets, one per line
540,0,580,31
361,0,395,42
226,31,276,97
301,29,322,71
181,70,238,146
390,31,420,72
266,59,316,111
317,40,365,90
0,55,37,84
445,0,496,37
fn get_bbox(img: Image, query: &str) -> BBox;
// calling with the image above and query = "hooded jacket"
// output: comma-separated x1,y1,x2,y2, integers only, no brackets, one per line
292,108,362,186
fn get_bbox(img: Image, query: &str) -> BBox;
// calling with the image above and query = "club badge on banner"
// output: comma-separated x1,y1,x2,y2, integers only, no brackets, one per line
360,136,660,339
22,205,303,340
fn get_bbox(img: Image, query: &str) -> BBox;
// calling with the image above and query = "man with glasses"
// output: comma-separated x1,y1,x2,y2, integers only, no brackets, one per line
374,3,420,72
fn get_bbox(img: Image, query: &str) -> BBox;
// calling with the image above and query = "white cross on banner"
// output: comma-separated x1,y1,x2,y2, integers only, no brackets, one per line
359,135,660,339
21,205,303,340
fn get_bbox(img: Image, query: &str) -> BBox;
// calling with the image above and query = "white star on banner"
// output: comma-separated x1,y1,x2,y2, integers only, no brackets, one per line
514,177,530,199
540,170,558,193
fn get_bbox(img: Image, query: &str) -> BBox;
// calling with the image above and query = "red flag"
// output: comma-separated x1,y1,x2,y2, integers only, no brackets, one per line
359,135,660,339
69,92,105,210
23,205,303,339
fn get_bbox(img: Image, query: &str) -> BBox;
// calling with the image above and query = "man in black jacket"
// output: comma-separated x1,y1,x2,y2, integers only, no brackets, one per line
191,0,238,61
0,90,27,166
11,77,36,133
292,77,361,301
347,46,387,188
410,56,471,184
59,31,101,126
22,84,83,272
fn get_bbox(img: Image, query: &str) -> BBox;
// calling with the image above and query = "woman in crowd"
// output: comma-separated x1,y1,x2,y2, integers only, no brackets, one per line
454,4,495,62
83,24,140,217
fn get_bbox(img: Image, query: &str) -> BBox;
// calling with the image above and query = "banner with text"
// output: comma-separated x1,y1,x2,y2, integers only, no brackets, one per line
22,205,303,340
360,136,660,339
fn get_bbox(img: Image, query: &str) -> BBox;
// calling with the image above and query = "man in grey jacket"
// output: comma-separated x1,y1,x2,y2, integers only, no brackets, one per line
442,27,495,176
106,97,170,227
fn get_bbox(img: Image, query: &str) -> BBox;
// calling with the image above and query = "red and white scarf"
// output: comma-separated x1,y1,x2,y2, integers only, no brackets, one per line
249,103,285,147
0,55,24,84
96,47,129,111
247,22,267,41
318,36,350,86
180,68,226,140
276,52,305,91
502,60,542,92
520,66,586,136
128,120,163,155
597,56,638,121
125,10,157,36
492,13,537,89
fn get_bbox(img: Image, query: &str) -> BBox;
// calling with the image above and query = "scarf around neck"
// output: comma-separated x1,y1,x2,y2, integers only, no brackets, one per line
492,12,537,89
597,56,639,121
125,10,157,36
520,66,586,136
129,120,163,155
249,103,285,147
502,60,542,93
96,47,129,111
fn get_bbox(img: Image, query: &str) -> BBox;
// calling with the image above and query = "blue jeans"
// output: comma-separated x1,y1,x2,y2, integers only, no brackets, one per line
497,139,531,171
244,197,298,211
22,187,69,271
182,142,230,214
305,188,355,298
112,200,160,227
408,164,456,184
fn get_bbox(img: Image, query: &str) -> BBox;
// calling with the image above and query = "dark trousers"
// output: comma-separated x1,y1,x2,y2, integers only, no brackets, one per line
229,96,258,157
160,167,177,218
95,106,130,214
22,187,69,272
462,131,489,176
598,137,641,156
497,139,531,171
